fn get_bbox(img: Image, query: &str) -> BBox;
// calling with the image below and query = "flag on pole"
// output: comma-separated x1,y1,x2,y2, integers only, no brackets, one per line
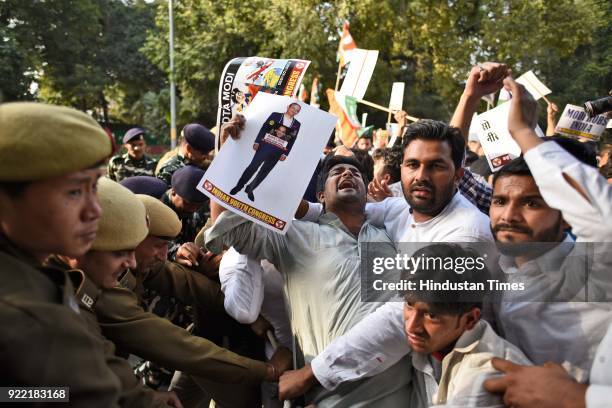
298,83,308,102
337,21,357,68
326,89,360,147
310,77,320,107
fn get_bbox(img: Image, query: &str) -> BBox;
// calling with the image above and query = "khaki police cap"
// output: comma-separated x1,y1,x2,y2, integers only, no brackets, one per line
0,102,112,181
136,194,181,239
92,178,148,251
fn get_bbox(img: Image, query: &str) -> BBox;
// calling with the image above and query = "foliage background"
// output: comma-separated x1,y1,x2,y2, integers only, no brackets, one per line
1,0,610,146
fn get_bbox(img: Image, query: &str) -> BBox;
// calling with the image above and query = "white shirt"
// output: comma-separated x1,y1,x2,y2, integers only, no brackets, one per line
304,191,493,243
309,193,494,389
218,247,292,359
523,141,612,242
587,323,612,408
493,141,612,378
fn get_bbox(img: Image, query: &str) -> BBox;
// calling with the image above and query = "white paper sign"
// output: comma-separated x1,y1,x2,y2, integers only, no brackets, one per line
389,82,405,111
477,102,547,172
477,103,521,171
498,70,552,104
468,113,480,142
518,70,552,100
340,49,379,100
199,93,337,234
386,123,400,147
555,104,609,141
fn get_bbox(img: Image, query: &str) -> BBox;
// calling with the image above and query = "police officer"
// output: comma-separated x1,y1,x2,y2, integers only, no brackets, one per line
230,103,301,201
156,124,215,185
74,179,291,408
107,127,158,182
158,165,211,262
0,102,122,407
65,177,182,407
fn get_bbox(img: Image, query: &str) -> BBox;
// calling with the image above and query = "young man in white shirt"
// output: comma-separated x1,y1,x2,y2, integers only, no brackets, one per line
481,75,612,408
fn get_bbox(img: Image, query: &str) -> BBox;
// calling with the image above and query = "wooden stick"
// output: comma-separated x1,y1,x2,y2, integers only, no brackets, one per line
334,62,342,91
356,98,419,121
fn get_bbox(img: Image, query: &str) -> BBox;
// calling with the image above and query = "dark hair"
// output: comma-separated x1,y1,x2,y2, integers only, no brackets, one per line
0,181,31,197
492,156,532,188
544,136,598,168
402,120,465,169
350,148,374,182
288,102,301,110
231,88,243,104
372,147,402,184
465,150,479,167
402,243,490,315
316,153,369,193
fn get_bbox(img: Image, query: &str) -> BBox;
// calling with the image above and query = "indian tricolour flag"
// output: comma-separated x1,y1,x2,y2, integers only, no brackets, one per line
326,89,361,146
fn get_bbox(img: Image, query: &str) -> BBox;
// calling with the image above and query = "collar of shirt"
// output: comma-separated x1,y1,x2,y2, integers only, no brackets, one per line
498,234,575,276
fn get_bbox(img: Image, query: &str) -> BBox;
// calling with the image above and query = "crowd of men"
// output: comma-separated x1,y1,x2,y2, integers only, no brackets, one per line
1,61,611,408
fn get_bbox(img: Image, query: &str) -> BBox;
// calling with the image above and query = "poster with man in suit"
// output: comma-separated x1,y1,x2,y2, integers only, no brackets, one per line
229,102,302,201
198,93,336,234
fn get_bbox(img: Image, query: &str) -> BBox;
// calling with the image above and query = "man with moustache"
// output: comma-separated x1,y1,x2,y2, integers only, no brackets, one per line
205,155,415,406
480,77,612,408
281,75,612,402
108,128,158,182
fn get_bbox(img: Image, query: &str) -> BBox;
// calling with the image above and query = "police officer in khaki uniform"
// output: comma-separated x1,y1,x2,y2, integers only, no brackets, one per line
0,102,122,407
66,177,182,407
74,179,291,407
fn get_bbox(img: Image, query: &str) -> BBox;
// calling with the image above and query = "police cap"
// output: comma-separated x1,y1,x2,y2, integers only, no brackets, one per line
0,102,112,181
92,178,149,251
120,176,168,199
182,124,215,153
123,127,145,144
171,165,208,203
136,194,181,239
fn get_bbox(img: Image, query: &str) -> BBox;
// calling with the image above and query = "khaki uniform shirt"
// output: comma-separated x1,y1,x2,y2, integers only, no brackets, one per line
94,261,267,384
71,267,166,408
0,235,122,407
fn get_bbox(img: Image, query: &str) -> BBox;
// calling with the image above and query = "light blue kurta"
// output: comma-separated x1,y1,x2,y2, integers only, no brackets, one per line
205,210,412,407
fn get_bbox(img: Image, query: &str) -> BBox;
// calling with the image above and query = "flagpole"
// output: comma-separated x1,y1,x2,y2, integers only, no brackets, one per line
334,62,342,91
356,98,419,121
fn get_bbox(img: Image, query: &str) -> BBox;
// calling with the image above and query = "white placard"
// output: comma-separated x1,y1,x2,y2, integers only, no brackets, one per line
518,70,552,100
555,104,609,141
388,82,405,111
340,49,379,100
477,103,522,172
497,71,552,104
199,93,337,234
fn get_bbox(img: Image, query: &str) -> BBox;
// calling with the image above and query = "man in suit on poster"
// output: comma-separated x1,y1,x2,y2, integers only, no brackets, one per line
230,102,302,201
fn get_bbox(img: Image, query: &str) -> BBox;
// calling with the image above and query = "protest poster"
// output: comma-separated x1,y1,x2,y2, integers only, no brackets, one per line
386,123,400,147
477,103,545,172
215,57,310,149
555,104,609,141
388,82,405,111
498,70,552,104
200,93,337,234
339,49,378,100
